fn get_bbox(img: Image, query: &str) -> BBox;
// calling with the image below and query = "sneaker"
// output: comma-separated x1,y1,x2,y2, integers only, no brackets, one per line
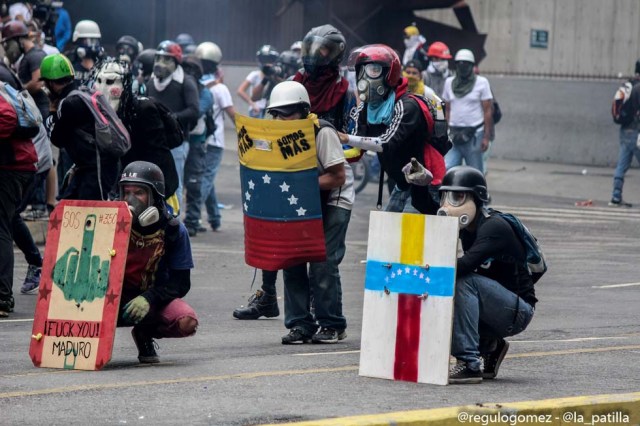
609,198,632,208
312,327,339,344
232,290,279,320
131,328,160,364
337,329,347,341
197,225,207,233
21,208,48,221
21,265,41,295
282,327,313,344
0,297,14,317
187,227,198,237
449,360,482,384
482,339,509,379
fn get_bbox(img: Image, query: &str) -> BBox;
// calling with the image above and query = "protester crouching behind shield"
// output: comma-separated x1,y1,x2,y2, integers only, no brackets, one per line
117,161,198,364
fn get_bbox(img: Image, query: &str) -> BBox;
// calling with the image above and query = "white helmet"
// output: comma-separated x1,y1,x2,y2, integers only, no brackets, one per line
72,20,101,42
95,61,125,111
195,42,222,64
267,81,310,114
290,41,302,52
454,48,475,63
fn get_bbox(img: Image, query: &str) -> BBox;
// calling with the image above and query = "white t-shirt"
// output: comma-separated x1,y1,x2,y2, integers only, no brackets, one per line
316,127,354,211
442,75,493,127
206,83,234,148
245,70,266,113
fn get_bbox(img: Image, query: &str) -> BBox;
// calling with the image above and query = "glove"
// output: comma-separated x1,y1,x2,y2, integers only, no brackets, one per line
402,157,433,186
122,296,150,323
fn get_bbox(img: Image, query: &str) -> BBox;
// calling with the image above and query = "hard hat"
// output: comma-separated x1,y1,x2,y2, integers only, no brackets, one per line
1,20,29,41
39,53,74,80
427,41,452,59
454,49,475,63
72,20,101,42
195,42,222,64
267,81,310,113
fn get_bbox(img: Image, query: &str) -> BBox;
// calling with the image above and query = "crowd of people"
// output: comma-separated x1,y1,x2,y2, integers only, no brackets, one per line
0,5,540,384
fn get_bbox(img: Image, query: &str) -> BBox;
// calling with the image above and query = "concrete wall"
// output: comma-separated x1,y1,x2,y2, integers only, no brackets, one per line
418,0,640,78
222,65,623,167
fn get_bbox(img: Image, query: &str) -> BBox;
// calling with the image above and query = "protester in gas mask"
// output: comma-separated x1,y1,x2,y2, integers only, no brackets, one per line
236,45,279,118
435,166,536,384
117,161,198,364
146,40,199,212
115,35,139,68
68,20,104,85
94,59,179,202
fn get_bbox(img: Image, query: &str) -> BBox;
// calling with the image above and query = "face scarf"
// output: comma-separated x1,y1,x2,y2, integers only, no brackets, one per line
452,61,476,98
404,71,424,95
293,67,348,114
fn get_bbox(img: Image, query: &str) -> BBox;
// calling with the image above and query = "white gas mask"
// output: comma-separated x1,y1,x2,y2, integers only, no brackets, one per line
356,63,389,104
95,62,125,111
437,191,477,229
120,184,160,230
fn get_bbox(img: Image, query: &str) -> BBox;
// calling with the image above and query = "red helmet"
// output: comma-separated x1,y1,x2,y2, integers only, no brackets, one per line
2,20,29,41
348,44,402,88
156,40,183,64
427,41,452,59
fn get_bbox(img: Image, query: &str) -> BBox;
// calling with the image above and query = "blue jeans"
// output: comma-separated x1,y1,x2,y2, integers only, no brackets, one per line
171,142,189,211
445,128,484,172
385,185,419,213
184,139,206,229
452,273,534,370
283,205,350,334
200,146,223,229
612,128,640,201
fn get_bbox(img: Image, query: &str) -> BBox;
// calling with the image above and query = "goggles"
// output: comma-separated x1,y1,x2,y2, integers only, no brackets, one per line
363,63,383,79
440,191,469,208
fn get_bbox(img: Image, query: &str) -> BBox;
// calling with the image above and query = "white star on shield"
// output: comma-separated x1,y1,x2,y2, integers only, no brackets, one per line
279,182,290,192
248,180,255,190
296,207,307,216
262,174,271,184
245,191,251,201
288,195,298,205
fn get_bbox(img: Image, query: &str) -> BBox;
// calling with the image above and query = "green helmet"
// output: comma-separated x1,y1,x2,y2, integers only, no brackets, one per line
40,54,75,81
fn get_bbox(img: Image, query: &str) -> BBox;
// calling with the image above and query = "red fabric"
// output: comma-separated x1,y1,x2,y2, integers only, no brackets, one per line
293,69,348,114
394,78,408,101
394,293,421,382
244,215,326,271
0,96,37,172
408,93,446,186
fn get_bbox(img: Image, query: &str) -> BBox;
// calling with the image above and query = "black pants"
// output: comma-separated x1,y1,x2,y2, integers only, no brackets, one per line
12,171,47,267
0,170,34,303
184,140,206,229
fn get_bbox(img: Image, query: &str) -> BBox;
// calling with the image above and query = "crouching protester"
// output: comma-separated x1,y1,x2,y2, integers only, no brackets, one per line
117,161,198,363
437,166,536,384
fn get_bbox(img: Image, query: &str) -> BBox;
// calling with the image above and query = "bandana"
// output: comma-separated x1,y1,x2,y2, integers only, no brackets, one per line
293,68,348,114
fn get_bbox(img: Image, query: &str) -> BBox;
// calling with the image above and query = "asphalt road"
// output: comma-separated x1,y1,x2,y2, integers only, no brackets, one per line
1,133,640,425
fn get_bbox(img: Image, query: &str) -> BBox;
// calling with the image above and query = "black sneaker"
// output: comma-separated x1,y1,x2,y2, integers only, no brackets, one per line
609,198,632,208
0,297,14,316
337,329,347,341
187,227,198,237
131,328,160,364
449,361,482,384
312,327,339,344
482,338,509,379
282,327,313,344
232,290,279,320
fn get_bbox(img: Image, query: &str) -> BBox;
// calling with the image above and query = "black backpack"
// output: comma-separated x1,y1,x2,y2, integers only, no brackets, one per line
147,96,185,149
612,81,637,126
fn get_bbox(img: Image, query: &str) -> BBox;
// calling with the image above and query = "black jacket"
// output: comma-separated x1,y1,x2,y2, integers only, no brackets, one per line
120,97,179,198
146,74,200,138
354,94,427,191
459,211,537,307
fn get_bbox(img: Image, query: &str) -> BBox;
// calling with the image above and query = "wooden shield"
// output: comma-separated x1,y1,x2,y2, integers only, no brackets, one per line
29,200,132,371
359,212,459,385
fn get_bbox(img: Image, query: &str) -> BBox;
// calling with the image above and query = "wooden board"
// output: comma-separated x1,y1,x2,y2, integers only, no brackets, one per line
29,200,132,371
359,212,459,385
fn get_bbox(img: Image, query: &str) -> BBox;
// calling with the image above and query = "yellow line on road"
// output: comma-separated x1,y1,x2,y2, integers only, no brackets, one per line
3,345,640,398
0,366,358,399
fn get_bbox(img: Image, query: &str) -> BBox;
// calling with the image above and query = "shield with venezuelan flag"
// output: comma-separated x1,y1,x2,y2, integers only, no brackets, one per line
359,211,459,385
236,114,326,271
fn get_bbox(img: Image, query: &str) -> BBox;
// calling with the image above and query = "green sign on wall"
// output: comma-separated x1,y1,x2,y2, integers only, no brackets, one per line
530,29,549,49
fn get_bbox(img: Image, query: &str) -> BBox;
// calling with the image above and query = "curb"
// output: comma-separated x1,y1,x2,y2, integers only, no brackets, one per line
262,392,640,425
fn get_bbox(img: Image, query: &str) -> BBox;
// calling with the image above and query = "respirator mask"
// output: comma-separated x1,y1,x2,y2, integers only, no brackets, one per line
153,55,176,80
357,63,389,104
437,191,477,229
121,185,160,230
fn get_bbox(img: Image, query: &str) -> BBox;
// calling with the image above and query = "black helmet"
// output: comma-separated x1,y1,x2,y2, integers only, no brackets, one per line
135,48,156,76
439,166,489,203
116,35,139,60
119,161,165,199
279,50,302,68
175,33,195,49
301,24,346,73
182,55,203,81
256,44,279,65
